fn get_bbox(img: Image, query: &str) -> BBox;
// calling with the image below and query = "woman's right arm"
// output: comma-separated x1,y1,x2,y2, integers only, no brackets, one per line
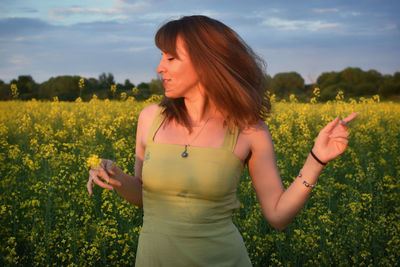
87,104,160,208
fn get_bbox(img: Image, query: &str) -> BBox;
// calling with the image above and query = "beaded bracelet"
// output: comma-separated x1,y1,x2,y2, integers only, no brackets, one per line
298,171,317,188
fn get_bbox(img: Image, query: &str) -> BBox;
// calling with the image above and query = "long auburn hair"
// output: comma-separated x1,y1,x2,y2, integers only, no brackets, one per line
155,15,271,132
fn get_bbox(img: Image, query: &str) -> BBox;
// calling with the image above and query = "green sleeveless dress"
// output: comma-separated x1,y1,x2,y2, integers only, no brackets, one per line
135,107,252,267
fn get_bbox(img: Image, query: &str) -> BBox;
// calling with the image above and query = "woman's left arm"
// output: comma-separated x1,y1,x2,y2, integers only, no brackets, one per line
248,113,358,230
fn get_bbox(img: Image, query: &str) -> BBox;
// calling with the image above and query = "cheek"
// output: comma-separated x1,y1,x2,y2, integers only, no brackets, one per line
183,67,199,85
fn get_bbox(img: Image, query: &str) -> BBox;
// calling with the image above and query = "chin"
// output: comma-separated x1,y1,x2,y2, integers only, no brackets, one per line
164,91,179,99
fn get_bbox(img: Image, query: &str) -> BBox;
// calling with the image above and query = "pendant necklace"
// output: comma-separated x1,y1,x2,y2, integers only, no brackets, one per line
181,115,212,158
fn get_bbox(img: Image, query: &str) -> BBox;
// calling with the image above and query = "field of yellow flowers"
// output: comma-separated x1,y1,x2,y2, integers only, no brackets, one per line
1,95,399,266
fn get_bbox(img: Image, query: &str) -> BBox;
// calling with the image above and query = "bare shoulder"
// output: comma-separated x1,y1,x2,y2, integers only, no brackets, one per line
243,120,270,133
240,121,273,154
137,104,162,147
138,104,162,129
139,104,161,121
241,120,272,147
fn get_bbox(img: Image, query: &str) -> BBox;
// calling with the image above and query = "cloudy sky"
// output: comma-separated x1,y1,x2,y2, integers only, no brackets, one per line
1,0,399,85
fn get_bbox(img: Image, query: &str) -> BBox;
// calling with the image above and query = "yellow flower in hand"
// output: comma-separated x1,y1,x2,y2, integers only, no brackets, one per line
86,154,102,169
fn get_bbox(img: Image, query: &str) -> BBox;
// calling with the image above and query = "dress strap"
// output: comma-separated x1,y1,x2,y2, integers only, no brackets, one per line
221,126,239,152
146,106,165,144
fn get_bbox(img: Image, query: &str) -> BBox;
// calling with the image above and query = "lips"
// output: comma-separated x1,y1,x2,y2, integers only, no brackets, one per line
162,78,171,86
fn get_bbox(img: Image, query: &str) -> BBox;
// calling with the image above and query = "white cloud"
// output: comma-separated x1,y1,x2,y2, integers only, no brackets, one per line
262,17,340,31
314,8,339,14
9,54,27,64
104,35,151,43
6,54,33,73
50,7,120,17
114,0,150,10
383,24,397,31
49,0,149,22
138,12,185,21
137,10,222,22
112,45,153,53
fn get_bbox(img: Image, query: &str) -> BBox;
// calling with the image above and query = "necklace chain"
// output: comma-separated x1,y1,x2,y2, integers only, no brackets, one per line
181,116,212,158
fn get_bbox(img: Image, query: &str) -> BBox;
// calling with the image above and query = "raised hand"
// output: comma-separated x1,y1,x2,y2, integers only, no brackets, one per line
87,159,122,195
312,112,358,164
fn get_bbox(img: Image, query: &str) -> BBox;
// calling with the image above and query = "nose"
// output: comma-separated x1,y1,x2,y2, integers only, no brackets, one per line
157,58,166,74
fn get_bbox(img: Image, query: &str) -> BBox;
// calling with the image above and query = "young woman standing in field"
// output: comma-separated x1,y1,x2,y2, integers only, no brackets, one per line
87,15,358,266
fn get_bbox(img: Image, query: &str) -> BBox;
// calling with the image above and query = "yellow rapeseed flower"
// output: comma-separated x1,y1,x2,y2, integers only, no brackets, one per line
10,83,19,98
313,87,320,97
86,154,102,169
110,84,117,94
335,89,344,101
78,78,85,89
90,94,98,102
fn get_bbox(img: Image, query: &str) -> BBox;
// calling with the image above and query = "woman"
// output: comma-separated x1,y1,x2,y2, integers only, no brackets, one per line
87,15,358,266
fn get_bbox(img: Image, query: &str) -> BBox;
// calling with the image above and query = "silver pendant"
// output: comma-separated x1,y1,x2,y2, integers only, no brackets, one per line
181,145,188,158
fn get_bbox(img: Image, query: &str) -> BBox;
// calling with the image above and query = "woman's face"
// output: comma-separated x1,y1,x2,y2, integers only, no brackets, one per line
157,36,202,98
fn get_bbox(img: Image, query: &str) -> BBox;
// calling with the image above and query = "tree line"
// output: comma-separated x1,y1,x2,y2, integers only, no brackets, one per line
1,68,399,102
0,72,163,102
266,67,400,101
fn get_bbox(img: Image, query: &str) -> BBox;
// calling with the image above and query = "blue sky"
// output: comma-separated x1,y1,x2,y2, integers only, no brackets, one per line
1,0,399,84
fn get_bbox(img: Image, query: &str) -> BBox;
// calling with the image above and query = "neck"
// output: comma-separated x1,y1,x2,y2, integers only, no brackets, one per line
184,97,206,123
183,85,215,124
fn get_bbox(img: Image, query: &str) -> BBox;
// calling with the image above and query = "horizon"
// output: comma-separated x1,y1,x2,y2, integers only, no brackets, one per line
2,65,397,86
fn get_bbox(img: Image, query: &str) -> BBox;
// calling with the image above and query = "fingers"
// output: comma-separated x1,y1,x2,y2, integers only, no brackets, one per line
87,168,116,195
342,112,359,124
339,112,358,130
102,159,115,176
99,160,121,187
323,112,358,133
93,167,110,183
343,112,358,122
333,137,348,144
87,159,122,195
91,174,114,190
87,179,93,195
333,137,348,148
329,131,349,138
109,177,121,187
322,116,340,133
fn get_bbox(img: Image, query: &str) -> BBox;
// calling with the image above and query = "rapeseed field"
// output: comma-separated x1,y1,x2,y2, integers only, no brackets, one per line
0,94,399,266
